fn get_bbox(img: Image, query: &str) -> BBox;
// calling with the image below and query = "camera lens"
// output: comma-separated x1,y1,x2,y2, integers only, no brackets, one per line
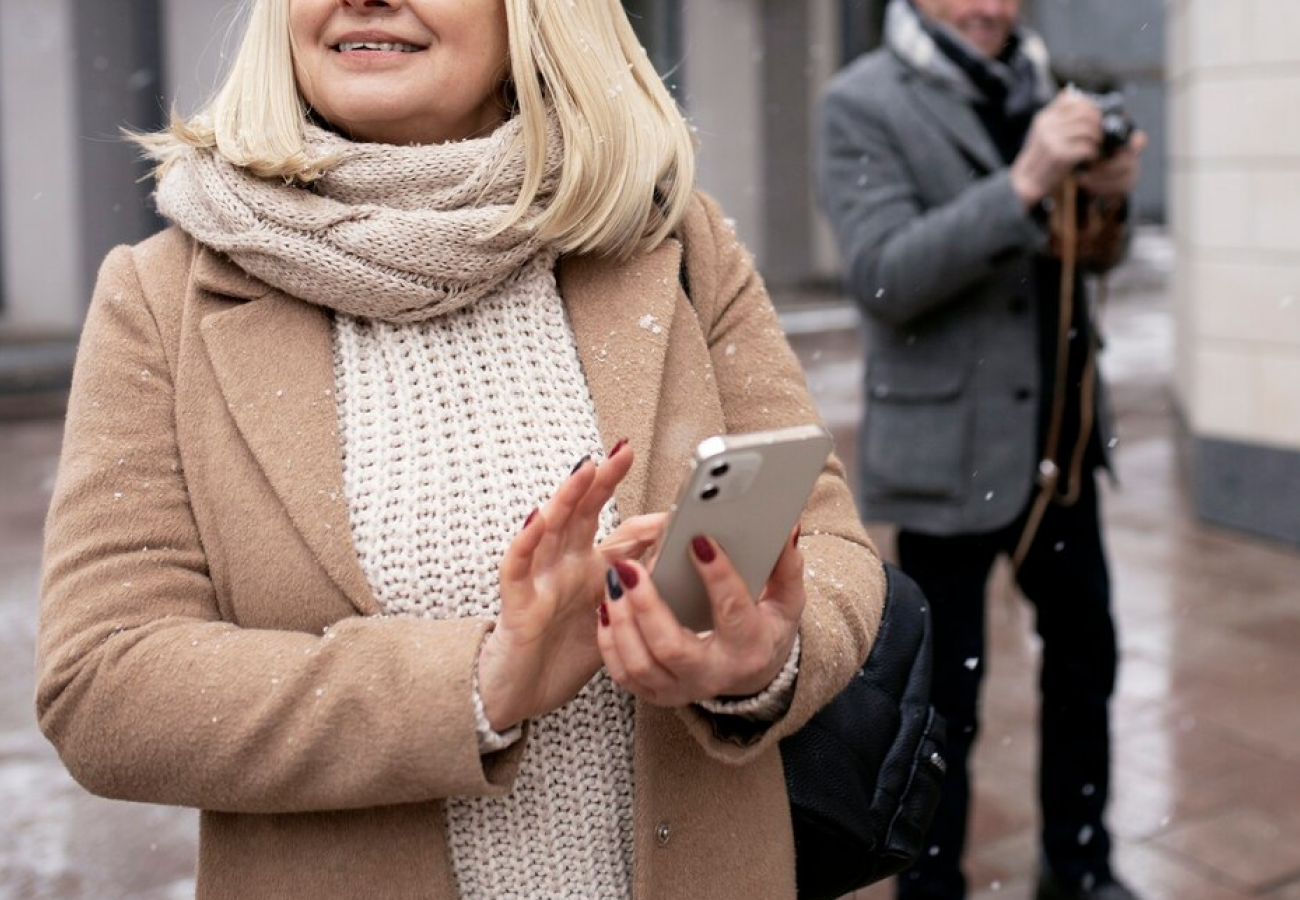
701,484,720,501
710,462,730,477
1100,113,1133,157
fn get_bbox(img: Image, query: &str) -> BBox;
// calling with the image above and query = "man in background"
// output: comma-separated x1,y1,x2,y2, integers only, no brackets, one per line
817,1,1147,899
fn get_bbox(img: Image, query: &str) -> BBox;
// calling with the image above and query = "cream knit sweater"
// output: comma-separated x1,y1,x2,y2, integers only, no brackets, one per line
332,250,797,899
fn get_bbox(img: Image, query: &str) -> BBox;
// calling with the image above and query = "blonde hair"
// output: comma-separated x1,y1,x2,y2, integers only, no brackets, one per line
135,0,696,259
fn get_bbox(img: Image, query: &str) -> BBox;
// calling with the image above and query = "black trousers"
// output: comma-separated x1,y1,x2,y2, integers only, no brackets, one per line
896,474,1118,900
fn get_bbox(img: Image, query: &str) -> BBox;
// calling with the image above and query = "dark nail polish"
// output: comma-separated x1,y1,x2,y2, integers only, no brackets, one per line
599,602,611,627
605,567,624,601
610,437,629,458
691,536,716,564
613,560,639,589
570,455,591,475
523,508,539,529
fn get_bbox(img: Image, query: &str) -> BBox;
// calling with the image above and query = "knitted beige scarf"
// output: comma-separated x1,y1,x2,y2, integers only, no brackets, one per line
155,115,562,323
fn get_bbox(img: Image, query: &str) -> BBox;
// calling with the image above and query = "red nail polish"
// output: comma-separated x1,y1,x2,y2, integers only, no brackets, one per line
523,509,539,529
599,602,610,627
691,536,716,564
610,437,629,458
612,560,639,589
793,524,802,547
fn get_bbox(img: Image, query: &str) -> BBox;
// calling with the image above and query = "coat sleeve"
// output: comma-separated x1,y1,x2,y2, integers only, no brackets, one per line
36,246,527,815
671,193,887,764
817,78,1048,327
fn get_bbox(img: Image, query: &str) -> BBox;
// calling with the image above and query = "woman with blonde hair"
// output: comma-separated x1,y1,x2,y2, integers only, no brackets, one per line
37,1,884,897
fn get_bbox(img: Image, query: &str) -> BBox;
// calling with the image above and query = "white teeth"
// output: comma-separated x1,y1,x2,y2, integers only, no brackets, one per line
336,41,420,52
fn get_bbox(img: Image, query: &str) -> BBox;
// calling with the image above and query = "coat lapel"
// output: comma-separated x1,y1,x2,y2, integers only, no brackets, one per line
560,237,683,520
906,75,1002,174
191,238,682,615
195,253,380,617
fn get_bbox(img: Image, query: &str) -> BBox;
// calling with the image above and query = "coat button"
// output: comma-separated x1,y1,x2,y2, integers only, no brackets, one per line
1015,388,1033,402
1009,296,1029,315
655,821,671,847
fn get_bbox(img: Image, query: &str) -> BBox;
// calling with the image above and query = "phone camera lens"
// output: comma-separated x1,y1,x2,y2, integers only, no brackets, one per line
701,484,720,501
710,462,730,478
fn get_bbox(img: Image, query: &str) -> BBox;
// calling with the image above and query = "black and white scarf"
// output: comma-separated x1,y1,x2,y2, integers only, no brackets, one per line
887,0,1054,120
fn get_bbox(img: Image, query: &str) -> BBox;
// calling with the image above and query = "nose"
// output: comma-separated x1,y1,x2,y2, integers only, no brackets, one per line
969,0,1010,17
339,0,399,9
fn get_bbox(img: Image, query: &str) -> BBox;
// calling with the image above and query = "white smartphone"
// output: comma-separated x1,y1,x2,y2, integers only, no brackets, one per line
649,424,834,632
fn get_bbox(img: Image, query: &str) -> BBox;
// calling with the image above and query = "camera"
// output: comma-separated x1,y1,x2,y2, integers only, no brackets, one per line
1079,90,1136,159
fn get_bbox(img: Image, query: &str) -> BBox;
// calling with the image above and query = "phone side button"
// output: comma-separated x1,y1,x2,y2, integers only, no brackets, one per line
654,821,672,847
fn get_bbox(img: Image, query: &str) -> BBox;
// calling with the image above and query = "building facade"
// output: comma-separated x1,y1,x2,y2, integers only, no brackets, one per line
1168,0,1300,543
0,0,166,336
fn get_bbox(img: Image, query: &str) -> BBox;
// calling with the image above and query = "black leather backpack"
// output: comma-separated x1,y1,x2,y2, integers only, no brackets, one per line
779,563,948,899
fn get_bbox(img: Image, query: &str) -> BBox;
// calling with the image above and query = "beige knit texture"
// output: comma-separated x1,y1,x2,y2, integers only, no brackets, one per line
332,250,635,900
154,116,562,323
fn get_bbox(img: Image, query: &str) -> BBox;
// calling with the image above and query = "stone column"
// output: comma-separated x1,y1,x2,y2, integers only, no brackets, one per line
0,0,82,334
71,0,165,304
682,0,765,260
682,0,840,285
162,0,244,116
1168,0,1300,544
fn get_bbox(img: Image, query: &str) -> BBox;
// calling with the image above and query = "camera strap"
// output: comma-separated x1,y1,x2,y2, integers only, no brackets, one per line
1012,174,1101,572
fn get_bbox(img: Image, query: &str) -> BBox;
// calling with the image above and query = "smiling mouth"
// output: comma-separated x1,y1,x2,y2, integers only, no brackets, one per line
333,41,423,53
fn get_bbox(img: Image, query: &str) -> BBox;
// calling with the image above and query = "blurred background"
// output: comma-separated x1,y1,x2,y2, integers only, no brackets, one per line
2,1,1298,898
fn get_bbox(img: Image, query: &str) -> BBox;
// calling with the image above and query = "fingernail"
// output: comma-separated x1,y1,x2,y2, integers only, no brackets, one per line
570,455,591,475
792,524,802,547
523,508,539,529
691,536,716,564
605,567,624,601
612,560,639,590
609,437,629,458
599,602,610,627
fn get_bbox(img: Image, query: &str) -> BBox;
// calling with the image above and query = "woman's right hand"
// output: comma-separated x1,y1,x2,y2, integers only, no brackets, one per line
477,440,639,732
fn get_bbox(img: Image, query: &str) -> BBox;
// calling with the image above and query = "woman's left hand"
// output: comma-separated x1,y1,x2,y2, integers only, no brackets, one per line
596,526,805,707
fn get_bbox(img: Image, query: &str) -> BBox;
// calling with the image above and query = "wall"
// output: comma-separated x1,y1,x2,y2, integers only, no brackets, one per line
0,0,243,338
681,0,840,286
72,0,165,303
163,0,244,117
1168,0,1300,543
0,0,82,335
681,0,765,261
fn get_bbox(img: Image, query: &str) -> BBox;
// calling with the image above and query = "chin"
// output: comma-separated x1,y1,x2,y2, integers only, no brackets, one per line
322,104,415,138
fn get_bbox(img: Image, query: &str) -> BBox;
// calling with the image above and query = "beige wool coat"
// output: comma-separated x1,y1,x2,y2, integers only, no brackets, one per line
37,192,885,900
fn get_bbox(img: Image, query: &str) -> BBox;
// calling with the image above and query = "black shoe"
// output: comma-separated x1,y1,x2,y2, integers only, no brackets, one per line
1035,871,1140,900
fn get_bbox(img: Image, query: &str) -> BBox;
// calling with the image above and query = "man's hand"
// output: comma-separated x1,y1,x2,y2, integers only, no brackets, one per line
1010,91,1103,208
1078,131,1148,199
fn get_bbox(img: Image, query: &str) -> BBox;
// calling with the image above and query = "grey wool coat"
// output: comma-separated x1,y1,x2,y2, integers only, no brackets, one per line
818,47,1117,536
37,192,885,900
